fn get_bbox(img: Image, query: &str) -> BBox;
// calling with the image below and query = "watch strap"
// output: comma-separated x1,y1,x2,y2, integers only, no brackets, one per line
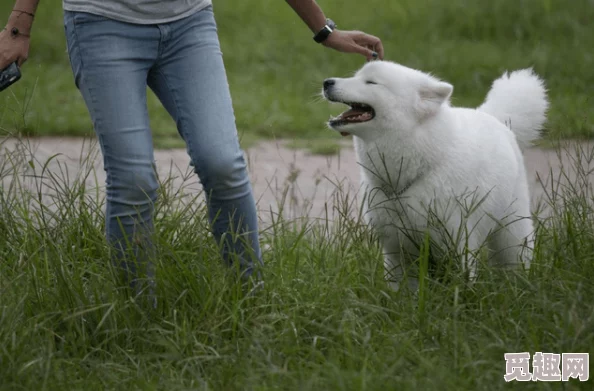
313,19,336,43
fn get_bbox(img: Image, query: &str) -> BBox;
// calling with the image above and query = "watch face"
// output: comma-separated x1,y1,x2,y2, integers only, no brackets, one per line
326,18,336,30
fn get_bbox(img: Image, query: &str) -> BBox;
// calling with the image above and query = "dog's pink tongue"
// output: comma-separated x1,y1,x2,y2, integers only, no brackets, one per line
343,108,366,118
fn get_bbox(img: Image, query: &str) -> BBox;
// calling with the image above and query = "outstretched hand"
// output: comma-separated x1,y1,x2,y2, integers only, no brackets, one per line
322,30,384,61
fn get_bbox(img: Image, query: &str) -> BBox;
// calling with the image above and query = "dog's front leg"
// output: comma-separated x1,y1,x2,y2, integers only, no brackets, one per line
384,249,419,293
457,229,482,283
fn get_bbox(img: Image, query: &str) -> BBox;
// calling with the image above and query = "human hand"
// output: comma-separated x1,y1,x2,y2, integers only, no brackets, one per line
322,30,384,61
0,27,30,70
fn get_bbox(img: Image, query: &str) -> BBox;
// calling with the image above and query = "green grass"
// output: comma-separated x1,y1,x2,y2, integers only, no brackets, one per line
1,137,593,390
1,0,593,151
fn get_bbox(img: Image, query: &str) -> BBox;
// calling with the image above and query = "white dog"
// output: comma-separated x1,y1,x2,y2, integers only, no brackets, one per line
322,61,548,292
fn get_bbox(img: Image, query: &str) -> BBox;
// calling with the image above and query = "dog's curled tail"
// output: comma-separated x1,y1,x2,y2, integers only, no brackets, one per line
478,68,548,149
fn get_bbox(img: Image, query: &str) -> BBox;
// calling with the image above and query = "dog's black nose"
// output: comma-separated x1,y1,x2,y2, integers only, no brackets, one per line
323,79,335,90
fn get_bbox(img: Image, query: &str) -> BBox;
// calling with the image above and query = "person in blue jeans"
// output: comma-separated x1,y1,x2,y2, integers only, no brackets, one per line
1,0,384,294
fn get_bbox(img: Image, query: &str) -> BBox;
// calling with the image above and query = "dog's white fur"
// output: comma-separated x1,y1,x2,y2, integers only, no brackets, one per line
323,61,548,291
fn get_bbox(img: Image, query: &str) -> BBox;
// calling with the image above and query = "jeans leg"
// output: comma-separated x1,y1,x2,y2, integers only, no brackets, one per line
146,6,262,279
64,11,161,290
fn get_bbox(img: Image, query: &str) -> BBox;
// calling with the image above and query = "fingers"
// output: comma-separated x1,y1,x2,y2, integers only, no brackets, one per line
355,32,384,61
365,49,377,62
374,38,385,60
0,31,29,69
0,50,10,70
16,56,27,67
349,42,376,61
0,55,26,69
323,30,385,61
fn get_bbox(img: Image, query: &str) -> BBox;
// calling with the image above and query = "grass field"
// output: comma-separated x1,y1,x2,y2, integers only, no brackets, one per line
0,138,593,389
1,0,593,151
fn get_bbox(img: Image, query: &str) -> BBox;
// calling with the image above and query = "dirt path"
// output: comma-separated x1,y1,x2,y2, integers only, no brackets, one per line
2,136,593,224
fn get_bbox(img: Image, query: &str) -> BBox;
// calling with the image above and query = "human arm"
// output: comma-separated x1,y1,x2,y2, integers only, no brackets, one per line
0,0,41,70
284,0,384,61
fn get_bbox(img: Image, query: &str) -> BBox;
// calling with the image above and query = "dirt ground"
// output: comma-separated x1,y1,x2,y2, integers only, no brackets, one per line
2,136,594,225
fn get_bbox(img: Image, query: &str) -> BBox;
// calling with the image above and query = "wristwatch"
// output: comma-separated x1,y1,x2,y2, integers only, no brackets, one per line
313,18,336,43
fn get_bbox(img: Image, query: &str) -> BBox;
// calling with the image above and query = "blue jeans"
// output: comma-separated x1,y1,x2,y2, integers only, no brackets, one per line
63,6,262,288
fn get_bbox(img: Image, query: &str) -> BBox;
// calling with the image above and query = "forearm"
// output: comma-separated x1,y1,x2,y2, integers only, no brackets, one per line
5,0,41,34
285,0,328,33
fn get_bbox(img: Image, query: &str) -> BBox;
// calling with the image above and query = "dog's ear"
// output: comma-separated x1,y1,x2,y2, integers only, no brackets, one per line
417,79,453,117
420,80,453,102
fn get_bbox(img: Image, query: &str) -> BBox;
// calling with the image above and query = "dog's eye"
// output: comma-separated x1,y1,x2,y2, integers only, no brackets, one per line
366,80,377,85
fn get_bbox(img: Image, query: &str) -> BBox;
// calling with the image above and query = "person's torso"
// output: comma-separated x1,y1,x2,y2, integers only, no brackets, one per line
62,0,212,24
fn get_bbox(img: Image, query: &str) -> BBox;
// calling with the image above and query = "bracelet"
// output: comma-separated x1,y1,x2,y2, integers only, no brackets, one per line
12,9,35,18
12,27,30,37
2,27,31,38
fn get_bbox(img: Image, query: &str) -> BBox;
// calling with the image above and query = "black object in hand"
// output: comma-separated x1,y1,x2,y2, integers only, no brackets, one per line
0,62,22,92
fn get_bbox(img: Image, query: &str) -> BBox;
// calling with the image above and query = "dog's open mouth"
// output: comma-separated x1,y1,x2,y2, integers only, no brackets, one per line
328,102,376,136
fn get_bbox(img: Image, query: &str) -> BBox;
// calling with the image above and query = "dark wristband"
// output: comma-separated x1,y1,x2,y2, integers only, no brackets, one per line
313,19,336,43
